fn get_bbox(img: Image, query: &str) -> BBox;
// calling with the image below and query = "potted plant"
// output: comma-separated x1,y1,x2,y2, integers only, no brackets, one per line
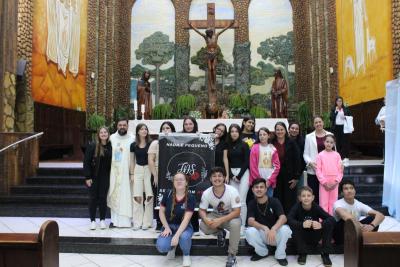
152,103,173,119
176,94,196,118
296,101,312,135
250,105,268,118
228,93,249,117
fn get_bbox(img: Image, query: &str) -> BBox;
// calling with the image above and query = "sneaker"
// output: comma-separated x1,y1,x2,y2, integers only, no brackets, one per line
141,225,149,230
167,246,176,260
297,254,307,265
321,253,332,267
90,221,96,230
193,231,200,236
277,258,288,266
240,226,245,237
100,220,107,230
182,255,191,267
225,254,237,267
132,225,141,231
217,229,226,247
108,222,115,228
250,253,268,261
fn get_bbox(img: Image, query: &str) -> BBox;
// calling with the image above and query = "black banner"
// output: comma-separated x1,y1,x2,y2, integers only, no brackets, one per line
157,133,215,206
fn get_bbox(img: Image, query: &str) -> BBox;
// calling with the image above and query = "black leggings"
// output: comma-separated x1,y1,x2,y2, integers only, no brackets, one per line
334,125,350,158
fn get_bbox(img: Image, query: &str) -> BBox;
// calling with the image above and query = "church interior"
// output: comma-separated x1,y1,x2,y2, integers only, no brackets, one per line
1,0,400,266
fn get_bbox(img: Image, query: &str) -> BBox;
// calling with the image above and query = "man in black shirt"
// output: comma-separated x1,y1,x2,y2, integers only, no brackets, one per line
245,178,291,266
287,186,335,267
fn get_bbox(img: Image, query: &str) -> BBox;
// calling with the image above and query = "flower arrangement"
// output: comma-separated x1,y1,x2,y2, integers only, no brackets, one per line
189,110,202,119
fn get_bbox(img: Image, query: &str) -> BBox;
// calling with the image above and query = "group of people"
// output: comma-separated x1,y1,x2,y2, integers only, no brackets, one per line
83,97,381,267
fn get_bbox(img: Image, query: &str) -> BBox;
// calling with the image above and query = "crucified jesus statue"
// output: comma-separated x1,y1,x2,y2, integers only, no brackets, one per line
189,21,234,95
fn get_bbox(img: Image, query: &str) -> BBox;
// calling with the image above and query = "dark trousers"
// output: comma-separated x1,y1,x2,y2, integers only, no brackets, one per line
307,174,319,205
333,216,379,244
334,125,350,158
89,187,107,221
293,217,335,254
151,175,162,230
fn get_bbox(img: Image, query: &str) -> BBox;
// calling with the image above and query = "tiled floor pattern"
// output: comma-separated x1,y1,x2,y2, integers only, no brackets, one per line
1,216,399,266
0,216,399,238
59,253,345,267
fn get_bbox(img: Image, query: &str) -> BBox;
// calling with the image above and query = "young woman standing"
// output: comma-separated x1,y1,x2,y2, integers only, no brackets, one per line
130,123,153,230
83,127,112,230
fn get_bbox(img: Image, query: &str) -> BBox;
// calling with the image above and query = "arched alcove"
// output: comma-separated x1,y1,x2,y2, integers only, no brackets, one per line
188,0,235,97
248,0,294,104
130,0,175,105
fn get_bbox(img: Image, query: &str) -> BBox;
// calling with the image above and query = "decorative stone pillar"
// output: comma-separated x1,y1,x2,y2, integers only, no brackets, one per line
175,44,190,95
233,42,250,93
174,0,191,95
392,0,400,76
2,72,16,132
232,0,250,93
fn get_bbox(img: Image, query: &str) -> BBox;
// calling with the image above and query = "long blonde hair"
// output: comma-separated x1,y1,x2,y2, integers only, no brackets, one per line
170,172,190,220
95,126,110,157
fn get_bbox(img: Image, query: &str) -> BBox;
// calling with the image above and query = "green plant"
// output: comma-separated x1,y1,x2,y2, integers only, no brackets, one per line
114,106,129,121
87,113,106,141
228,94,249,115
322,112,331,130
297,101,312,135
176,94,196,118
152,103,173,119
250,106,268,118
87,113,106,131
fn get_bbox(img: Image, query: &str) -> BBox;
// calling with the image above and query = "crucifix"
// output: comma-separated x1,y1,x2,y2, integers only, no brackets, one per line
188,3,236,117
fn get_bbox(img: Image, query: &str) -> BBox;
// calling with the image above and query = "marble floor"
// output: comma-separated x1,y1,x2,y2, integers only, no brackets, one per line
1,216,400,266
59,253,344,267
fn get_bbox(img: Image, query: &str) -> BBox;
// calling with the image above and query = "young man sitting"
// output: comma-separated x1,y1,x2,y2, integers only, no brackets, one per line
245,178,291,266
333,179,385,244
288,186,335,267
199,167,241,267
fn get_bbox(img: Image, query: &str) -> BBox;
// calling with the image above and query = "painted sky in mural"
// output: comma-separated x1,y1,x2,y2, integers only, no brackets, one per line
131,0,175,69
249,0,293,95
337,0,393,105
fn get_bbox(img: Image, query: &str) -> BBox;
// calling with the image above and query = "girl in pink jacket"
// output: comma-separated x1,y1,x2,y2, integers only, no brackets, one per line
249,127,280,197
316,134,344,215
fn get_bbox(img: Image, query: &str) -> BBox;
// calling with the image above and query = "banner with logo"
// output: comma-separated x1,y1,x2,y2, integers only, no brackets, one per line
157,133,215,206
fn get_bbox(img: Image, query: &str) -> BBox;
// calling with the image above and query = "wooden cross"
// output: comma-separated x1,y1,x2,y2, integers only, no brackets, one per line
186,3,237,30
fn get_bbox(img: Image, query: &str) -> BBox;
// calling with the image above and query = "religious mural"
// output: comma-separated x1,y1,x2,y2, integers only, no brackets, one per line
130,0,175,106
32,0,87,111
337,0,393,106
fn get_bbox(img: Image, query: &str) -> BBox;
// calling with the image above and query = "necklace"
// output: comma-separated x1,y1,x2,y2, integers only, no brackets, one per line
256,201,268,216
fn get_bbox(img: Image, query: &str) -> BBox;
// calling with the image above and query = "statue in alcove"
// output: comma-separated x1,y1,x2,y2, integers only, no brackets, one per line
137,71,152,119
271,69,288,118
188,3,235,118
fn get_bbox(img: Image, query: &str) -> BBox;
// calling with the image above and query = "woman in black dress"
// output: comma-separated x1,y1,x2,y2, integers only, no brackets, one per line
83,126,112,230
272,122,301,213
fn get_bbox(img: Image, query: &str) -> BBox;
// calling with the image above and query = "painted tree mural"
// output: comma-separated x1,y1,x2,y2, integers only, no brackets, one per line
135,31,174,104
257,31,294,78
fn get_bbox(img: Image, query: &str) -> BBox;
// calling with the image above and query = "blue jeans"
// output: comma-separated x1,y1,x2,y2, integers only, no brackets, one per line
245,225,292,260
156,224,193,256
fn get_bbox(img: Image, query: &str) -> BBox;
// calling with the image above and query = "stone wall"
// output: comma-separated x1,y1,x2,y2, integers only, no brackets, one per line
2,72,16,132
291,0,338,116
392,0,400,76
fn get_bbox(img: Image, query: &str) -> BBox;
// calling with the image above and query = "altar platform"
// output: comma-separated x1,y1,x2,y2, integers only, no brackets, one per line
128,118,289,134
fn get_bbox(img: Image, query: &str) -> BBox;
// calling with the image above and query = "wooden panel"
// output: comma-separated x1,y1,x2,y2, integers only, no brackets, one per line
0,133,39,194
349,99,385,156
34,102,86,160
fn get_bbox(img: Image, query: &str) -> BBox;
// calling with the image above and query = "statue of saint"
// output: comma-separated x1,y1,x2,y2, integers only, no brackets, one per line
137,71,152,120
271,70,288,118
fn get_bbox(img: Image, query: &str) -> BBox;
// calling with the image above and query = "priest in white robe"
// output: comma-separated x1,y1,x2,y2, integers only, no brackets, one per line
108,119,134,227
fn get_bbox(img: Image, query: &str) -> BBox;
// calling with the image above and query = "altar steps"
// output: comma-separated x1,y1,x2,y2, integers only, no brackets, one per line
0,163,388,217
